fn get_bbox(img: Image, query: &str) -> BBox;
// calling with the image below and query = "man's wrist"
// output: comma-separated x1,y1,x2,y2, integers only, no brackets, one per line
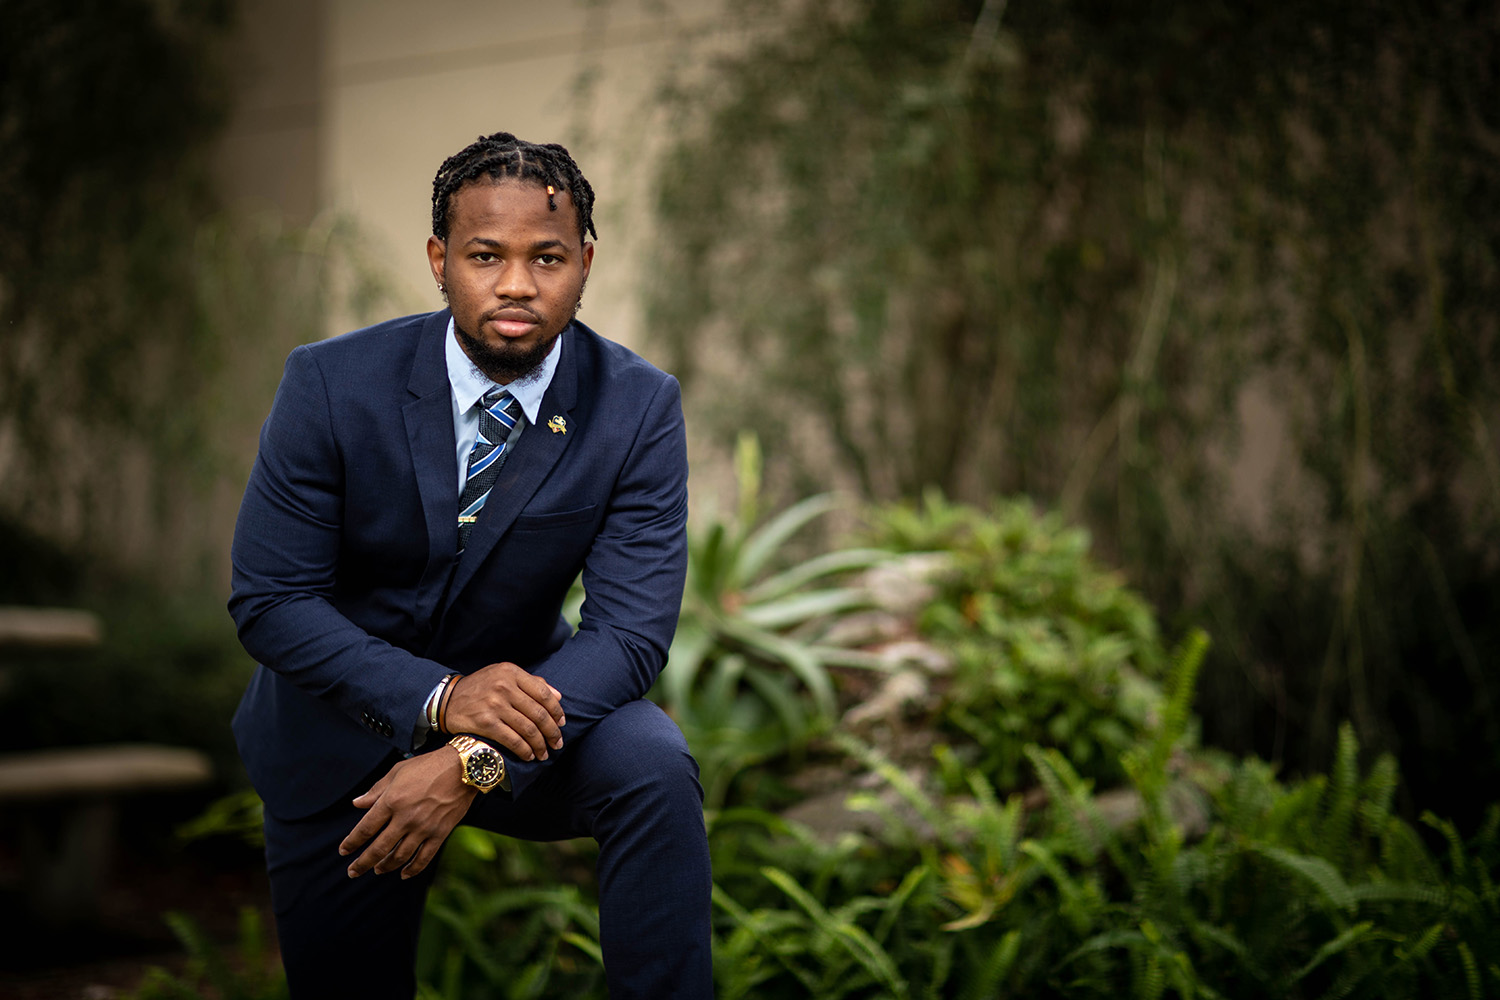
424,674,456,731
413,673,458,749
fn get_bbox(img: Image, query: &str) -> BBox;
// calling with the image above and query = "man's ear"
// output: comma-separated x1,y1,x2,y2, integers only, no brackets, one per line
426,235,448,288
580,241,594,281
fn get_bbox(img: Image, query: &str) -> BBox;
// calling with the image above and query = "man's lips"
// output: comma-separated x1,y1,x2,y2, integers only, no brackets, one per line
485,310,541,337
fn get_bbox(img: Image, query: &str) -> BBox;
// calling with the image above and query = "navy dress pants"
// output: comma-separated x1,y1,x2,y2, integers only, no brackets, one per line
261,699,713,999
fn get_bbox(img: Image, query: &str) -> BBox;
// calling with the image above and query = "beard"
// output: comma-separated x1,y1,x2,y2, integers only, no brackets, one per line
453,319,564,386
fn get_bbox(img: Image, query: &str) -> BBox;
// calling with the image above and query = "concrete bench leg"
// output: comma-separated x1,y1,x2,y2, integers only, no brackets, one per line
20,797,118,927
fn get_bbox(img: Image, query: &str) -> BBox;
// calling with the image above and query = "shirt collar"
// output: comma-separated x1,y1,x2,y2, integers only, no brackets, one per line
444,316,562,426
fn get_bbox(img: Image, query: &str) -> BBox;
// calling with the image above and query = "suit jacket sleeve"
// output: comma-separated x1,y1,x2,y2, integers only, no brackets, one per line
504,372,690,799
229,345,449,751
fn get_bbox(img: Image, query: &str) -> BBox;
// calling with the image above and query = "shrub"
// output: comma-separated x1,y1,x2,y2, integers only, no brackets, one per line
706,642,1500,999
868,490,1170,791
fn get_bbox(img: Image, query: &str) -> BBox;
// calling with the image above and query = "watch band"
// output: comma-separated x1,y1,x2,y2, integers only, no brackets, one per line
448,734,505,792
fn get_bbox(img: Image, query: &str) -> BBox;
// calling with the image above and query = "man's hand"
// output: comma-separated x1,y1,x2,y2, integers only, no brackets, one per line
339,750,476,880
445,661,566,762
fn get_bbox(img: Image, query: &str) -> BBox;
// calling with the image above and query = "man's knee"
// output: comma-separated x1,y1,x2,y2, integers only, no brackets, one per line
584,700,702,806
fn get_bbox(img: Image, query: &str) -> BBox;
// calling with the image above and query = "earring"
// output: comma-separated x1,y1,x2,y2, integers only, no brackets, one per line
438,282,446,294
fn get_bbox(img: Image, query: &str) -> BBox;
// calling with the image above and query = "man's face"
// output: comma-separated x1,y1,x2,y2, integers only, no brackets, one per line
427,178,594,385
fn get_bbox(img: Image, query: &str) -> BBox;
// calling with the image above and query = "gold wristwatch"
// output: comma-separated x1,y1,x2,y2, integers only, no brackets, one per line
448,735,505,793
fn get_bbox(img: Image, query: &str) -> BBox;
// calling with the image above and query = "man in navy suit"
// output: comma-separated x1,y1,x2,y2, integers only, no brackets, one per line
229,132,712,999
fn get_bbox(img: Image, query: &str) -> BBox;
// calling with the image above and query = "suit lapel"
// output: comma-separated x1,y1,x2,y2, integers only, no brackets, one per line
444,326,582,607
403,311,461,626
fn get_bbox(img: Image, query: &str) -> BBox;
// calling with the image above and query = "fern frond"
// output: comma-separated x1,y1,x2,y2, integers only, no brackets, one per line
958,930,1022,1000
1025,745,1113,866
711,882,821,993
1320,723,1360,870
761,866,907,994
1287,921,1374,985
1357,753,1398,836
1458,940,1481,1000
835,731,953,843
1252,844,1356,913
1421,811,1469,884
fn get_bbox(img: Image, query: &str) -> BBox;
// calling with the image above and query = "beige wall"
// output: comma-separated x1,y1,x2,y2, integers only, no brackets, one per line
320,0,732,349
217,0,326,223
219,0,735,347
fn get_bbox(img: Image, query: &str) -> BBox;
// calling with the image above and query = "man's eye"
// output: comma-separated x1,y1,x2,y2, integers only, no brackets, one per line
537,254,561,265
473,252,498,262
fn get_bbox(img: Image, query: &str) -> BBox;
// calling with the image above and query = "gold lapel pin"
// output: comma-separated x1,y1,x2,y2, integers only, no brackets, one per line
547,415,568,435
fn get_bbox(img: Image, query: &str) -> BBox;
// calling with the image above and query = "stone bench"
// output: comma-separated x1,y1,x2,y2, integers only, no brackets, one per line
0,605,104,649
0,746,215,927
0,607,214,926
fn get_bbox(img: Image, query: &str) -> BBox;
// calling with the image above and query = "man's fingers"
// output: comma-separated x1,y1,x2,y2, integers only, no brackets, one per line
513,676,565,747
351,773,390,809
401,839,442,880
445,662,566,756
339,805,388,857
347,827,405,877
494,707,549,761
511,694,564,750
517,672,564,714
371,835,411,876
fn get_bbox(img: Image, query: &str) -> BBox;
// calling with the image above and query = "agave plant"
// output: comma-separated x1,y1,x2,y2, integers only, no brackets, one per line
658,435,896,807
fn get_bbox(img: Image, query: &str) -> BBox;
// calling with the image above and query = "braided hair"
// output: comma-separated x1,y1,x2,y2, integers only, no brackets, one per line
431,132,598,244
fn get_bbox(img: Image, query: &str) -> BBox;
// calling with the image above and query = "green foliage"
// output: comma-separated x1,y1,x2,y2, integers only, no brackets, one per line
708,667,1500,999
870,491,1170,790
144,497,1498,1000
689,499,1498,998
175,788,266,849
128,908,287,1000
658,434,895,806
706,807,950,1000
414,829,606,1000
645,0,1500,829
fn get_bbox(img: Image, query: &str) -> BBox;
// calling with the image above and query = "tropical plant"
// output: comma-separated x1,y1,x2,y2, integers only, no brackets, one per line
415,828,605,1000
655,434,897,806
128,908,287,1000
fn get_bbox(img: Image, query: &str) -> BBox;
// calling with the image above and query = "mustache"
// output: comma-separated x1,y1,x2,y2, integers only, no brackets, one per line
482,304,542,323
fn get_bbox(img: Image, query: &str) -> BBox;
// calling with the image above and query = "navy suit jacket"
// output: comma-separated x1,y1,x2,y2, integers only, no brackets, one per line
229,310,689,820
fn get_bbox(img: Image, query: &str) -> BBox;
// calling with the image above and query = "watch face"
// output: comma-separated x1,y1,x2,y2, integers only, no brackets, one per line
466,747,502,786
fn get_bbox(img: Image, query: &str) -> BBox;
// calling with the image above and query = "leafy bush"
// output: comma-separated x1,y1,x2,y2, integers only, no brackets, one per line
708,642,1500,999
868,490,1170,790
410,496,1498,999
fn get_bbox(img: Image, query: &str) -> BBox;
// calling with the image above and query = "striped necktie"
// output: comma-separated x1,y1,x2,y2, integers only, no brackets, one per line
457,388,522,550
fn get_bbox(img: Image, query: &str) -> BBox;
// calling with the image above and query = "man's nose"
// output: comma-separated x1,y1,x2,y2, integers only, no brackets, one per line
493,262,536,299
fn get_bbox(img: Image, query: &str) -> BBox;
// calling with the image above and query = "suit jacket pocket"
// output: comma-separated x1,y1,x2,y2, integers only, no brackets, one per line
511,504,598,531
